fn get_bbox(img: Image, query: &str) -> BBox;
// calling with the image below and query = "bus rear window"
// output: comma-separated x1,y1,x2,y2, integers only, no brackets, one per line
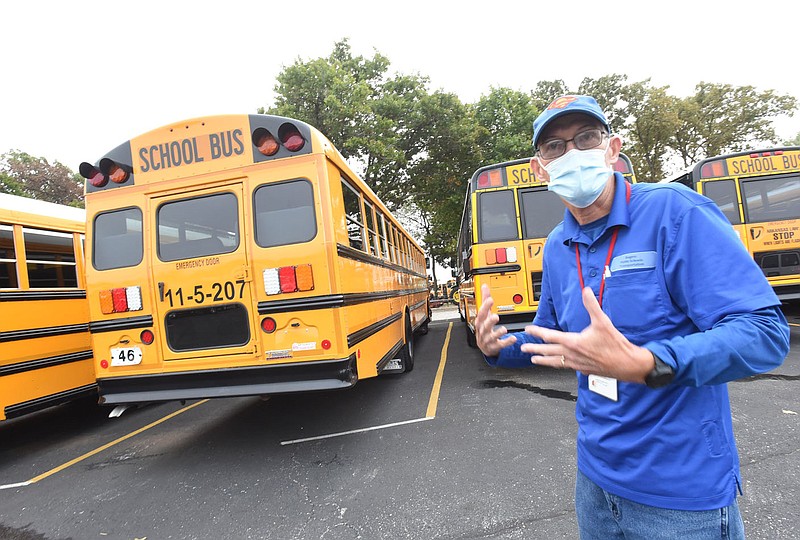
158,193,239,261
519,188,565,239
702,179,742,225
254,179,316,248
93,208,143,271
479,190,518,242
741,174,800,224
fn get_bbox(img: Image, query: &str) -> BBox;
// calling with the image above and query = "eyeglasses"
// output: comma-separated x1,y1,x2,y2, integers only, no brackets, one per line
536,128,608,160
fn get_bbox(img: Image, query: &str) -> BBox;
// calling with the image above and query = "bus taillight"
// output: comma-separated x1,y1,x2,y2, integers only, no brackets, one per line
99,286,143,314
485,247,517,265
79,162,107,187
253,128,279,156
512,294,523,304
477,170,503,188
261,317,277,333
699,160,728,179
279,123,305,152
140,330,154,345
263,264,314,295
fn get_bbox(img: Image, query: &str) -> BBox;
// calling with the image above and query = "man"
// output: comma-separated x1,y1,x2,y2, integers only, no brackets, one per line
475,95,789,539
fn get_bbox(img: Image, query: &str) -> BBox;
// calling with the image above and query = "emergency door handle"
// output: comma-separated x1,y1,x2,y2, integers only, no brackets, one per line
158,281,165,301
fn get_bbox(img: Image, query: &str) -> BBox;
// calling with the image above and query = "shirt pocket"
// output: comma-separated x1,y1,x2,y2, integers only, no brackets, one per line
602,269,667,336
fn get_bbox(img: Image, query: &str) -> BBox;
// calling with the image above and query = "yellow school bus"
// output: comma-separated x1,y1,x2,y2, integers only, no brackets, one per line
0,193,96,420
685,147,800,300
455,154,636,345
79,114,430,405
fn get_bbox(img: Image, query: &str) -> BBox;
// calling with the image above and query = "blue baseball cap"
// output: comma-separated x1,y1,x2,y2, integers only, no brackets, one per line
532,95,610,149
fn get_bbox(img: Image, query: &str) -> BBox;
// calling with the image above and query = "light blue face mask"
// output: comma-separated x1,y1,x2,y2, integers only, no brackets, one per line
539,147,613,208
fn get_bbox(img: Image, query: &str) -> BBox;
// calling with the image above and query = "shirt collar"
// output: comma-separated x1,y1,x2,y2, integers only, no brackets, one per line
559,172,631,246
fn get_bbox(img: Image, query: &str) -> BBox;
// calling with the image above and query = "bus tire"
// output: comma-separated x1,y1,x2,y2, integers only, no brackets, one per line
401,313,415,372
466,323,477,348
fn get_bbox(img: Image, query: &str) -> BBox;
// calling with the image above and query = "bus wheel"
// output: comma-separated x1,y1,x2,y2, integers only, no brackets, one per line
401,314,415,372
466,323,477,348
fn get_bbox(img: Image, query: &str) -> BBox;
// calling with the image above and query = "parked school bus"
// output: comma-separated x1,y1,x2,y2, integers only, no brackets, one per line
669,147,800,300
455,154,636,345
0,193,96,420
79,114,430,405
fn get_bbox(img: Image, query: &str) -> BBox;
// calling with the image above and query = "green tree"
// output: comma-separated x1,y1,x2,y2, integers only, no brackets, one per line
471,87,539,164
0,151,84,206
530,79,570,113
404,91,483,282
672,83,797,167
783,131,800,147
619,82,681,183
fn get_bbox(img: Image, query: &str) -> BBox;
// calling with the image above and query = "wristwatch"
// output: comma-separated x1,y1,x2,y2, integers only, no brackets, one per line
645,351,675,388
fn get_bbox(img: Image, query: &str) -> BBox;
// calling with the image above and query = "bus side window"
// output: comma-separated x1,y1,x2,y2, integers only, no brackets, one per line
341,177,365,251
23,227,78,288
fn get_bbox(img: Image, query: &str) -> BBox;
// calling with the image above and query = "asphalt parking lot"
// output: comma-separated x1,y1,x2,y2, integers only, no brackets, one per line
0,304,797,540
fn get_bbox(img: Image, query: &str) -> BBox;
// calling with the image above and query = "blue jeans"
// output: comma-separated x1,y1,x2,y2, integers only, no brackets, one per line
575,470,745,539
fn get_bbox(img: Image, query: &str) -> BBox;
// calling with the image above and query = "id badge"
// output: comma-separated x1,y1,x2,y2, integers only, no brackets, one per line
588,375,618,401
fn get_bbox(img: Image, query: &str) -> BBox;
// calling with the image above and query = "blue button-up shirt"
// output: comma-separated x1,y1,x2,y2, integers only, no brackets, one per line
488,172,789,510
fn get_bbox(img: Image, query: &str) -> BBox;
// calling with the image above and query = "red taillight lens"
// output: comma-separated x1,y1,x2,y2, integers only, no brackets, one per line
321,339,331,350
279,123,305,152
100,359,109,369
140,330,154,345
512,294,523,304
79,162,107,188
495,248,507,264
261,317,277,333
477,172,490,188
278,266,297,293
111,288,128,312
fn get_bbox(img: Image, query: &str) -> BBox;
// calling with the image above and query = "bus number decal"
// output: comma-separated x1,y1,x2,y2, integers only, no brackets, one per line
162,280,247,307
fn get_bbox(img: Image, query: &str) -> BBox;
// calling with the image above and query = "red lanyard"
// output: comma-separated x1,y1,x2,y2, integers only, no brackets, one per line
574,182,631,308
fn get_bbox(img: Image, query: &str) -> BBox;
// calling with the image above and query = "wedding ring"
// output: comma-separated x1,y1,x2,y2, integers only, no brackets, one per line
560,355,565,368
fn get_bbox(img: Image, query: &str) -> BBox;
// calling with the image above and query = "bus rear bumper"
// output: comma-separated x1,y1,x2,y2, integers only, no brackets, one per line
497,312,536,333
97,356,357,405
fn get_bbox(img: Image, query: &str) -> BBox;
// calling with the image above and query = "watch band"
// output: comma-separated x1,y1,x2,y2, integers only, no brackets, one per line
645,351,675,389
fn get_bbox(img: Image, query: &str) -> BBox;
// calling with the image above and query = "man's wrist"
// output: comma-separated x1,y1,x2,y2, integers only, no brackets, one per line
645,351,675,388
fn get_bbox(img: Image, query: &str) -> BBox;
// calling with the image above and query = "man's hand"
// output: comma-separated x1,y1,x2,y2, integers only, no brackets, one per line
475,284,517,357
520,287,653,383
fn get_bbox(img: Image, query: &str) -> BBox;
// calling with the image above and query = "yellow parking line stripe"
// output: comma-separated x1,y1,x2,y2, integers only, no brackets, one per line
21,399,208,486
426,322,453,419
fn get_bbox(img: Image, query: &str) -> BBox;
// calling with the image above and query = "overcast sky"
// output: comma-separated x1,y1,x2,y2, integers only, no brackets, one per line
2,0,799,172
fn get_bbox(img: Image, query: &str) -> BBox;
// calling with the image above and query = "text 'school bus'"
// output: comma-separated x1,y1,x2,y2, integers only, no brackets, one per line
0,193,96,421
455,154,636,346
679,147,800,301
78,114,430,405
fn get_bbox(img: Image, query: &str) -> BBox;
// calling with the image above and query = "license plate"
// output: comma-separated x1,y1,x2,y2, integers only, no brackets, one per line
110,346,143,366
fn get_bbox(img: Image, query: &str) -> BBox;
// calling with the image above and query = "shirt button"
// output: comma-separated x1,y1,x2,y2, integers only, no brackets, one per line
589,247,597,253
589,269,598,277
